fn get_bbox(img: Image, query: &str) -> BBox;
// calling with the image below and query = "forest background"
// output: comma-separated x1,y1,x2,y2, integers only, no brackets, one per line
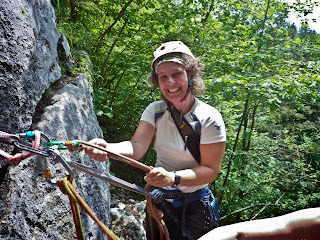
52,0,320,225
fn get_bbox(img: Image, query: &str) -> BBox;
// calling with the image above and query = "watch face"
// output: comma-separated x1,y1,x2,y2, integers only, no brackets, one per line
172,173,180,188
174,173,181,185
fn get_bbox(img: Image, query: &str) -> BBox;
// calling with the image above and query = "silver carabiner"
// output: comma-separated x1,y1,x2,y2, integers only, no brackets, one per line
44,148,75,185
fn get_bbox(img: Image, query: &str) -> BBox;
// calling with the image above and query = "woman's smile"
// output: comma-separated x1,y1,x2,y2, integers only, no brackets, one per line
157,62,188,104
168,87,180,93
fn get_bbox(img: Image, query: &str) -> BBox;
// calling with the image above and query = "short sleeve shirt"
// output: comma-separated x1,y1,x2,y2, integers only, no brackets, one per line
141,97,226,193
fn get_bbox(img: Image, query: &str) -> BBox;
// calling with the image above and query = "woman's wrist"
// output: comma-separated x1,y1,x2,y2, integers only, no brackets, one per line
169,171,176,186
170,171,181,188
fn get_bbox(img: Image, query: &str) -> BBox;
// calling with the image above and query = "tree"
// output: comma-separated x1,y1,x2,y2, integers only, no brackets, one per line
54,0,320,225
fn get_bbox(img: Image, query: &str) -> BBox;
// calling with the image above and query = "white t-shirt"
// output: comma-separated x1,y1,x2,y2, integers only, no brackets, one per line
141,97,226,193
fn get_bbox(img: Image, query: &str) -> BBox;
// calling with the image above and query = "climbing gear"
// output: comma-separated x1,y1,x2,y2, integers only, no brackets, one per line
152,41,194,71
145,183,170,240
0,131,118,240
57,176,119,240
46,140,217,240
44,141,80,150
0,130,42,165
155,102,201,164
45,140,170,240
58,156,152,196
149,186,219,240
76,140,151,172
0,132,170,240
57,176,85,240
169,103,201,164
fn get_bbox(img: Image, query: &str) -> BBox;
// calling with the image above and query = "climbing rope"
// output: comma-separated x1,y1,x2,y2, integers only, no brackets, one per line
0,131,170,240
56,176,119,240
145,183,170,240
56,176,85,240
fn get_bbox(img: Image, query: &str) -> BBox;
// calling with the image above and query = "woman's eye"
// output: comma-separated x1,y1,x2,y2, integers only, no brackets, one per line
173,72,182,77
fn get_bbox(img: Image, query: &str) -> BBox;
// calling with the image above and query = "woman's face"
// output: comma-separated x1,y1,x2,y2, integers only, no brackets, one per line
157,61,188,105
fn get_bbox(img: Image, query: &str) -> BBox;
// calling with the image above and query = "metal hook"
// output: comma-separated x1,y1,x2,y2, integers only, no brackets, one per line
44,148,75,185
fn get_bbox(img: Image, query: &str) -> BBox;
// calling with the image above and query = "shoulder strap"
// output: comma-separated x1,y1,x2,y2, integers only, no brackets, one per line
168,105,201,164
155,111,165,123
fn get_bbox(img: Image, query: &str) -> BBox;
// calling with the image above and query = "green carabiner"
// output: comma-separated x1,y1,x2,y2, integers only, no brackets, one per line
44,141,80,150
44,141,65,147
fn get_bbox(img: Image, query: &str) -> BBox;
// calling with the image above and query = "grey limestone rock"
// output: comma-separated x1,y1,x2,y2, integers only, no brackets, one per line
0,0,111,239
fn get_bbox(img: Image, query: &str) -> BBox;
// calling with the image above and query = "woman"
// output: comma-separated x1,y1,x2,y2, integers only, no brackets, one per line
84,41,226,240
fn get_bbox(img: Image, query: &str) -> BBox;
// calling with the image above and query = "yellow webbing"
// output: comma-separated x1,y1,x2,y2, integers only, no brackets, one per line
57,177,85,240
57,176,119,240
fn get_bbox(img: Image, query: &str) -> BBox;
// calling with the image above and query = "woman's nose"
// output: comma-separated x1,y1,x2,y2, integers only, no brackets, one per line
167,76,175,84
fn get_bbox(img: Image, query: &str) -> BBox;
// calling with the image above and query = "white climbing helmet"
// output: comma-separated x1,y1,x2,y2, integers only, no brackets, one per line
151,41,194,72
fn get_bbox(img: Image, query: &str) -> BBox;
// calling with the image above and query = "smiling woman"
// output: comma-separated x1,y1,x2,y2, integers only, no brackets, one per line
81,40,226,240
157,61,191,108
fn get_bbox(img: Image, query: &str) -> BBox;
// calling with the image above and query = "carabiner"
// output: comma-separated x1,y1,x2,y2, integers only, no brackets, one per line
44,141,80,150
44,148,75,185
0,131,19,144
0,130,43,165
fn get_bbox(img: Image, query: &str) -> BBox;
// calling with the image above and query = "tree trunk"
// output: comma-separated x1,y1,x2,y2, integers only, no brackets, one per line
70,0,77,21
218,98,249,205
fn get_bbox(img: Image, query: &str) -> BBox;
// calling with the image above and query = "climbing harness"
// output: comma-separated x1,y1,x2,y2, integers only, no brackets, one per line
168,102,201,164
149,185,220,240
0,130,170,240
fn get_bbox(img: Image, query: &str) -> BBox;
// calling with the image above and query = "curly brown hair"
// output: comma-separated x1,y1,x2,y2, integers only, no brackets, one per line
147,53,205,96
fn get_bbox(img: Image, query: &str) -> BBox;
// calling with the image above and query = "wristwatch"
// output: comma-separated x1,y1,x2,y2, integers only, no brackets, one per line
171,172,181,188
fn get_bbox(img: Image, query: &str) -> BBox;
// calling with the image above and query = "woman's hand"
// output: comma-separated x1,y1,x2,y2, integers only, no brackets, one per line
144,166,175,187
83,138,109,162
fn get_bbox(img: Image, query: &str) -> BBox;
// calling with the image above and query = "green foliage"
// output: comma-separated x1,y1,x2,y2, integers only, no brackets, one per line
54,0,320,225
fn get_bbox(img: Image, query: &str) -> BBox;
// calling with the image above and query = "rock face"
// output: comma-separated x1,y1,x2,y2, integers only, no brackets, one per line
0,0,61,133
0,1,111,239
110,196,147,240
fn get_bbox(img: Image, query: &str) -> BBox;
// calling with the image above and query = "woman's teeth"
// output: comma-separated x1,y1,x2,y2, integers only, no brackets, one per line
168,88,179,93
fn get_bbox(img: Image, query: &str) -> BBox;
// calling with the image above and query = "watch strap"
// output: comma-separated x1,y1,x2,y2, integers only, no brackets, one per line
172,171,180,187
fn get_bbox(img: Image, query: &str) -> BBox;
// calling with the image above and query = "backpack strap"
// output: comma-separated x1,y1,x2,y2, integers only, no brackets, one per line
190,112,201,135
155,111,165,123
168,104,201,164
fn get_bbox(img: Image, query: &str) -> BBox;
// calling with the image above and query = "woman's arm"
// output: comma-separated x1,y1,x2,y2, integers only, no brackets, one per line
178,141,225,186
144,141,225,187
84,120,155,161
129,120,156,160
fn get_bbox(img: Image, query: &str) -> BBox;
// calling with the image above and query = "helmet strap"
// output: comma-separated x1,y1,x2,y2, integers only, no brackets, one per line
180,70,194,102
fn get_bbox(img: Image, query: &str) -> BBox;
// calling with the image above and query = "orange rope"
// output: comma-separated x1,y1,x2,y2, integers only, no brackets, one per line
76,140,151,172
57,177,84,240
57,176,120,240
145,184,170,240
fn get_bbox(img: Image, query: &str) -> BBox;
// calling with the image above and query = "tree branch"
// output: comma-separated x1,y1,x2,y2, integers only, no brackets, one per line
220,171,320,221
218,99,249,205
94,0,134,48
